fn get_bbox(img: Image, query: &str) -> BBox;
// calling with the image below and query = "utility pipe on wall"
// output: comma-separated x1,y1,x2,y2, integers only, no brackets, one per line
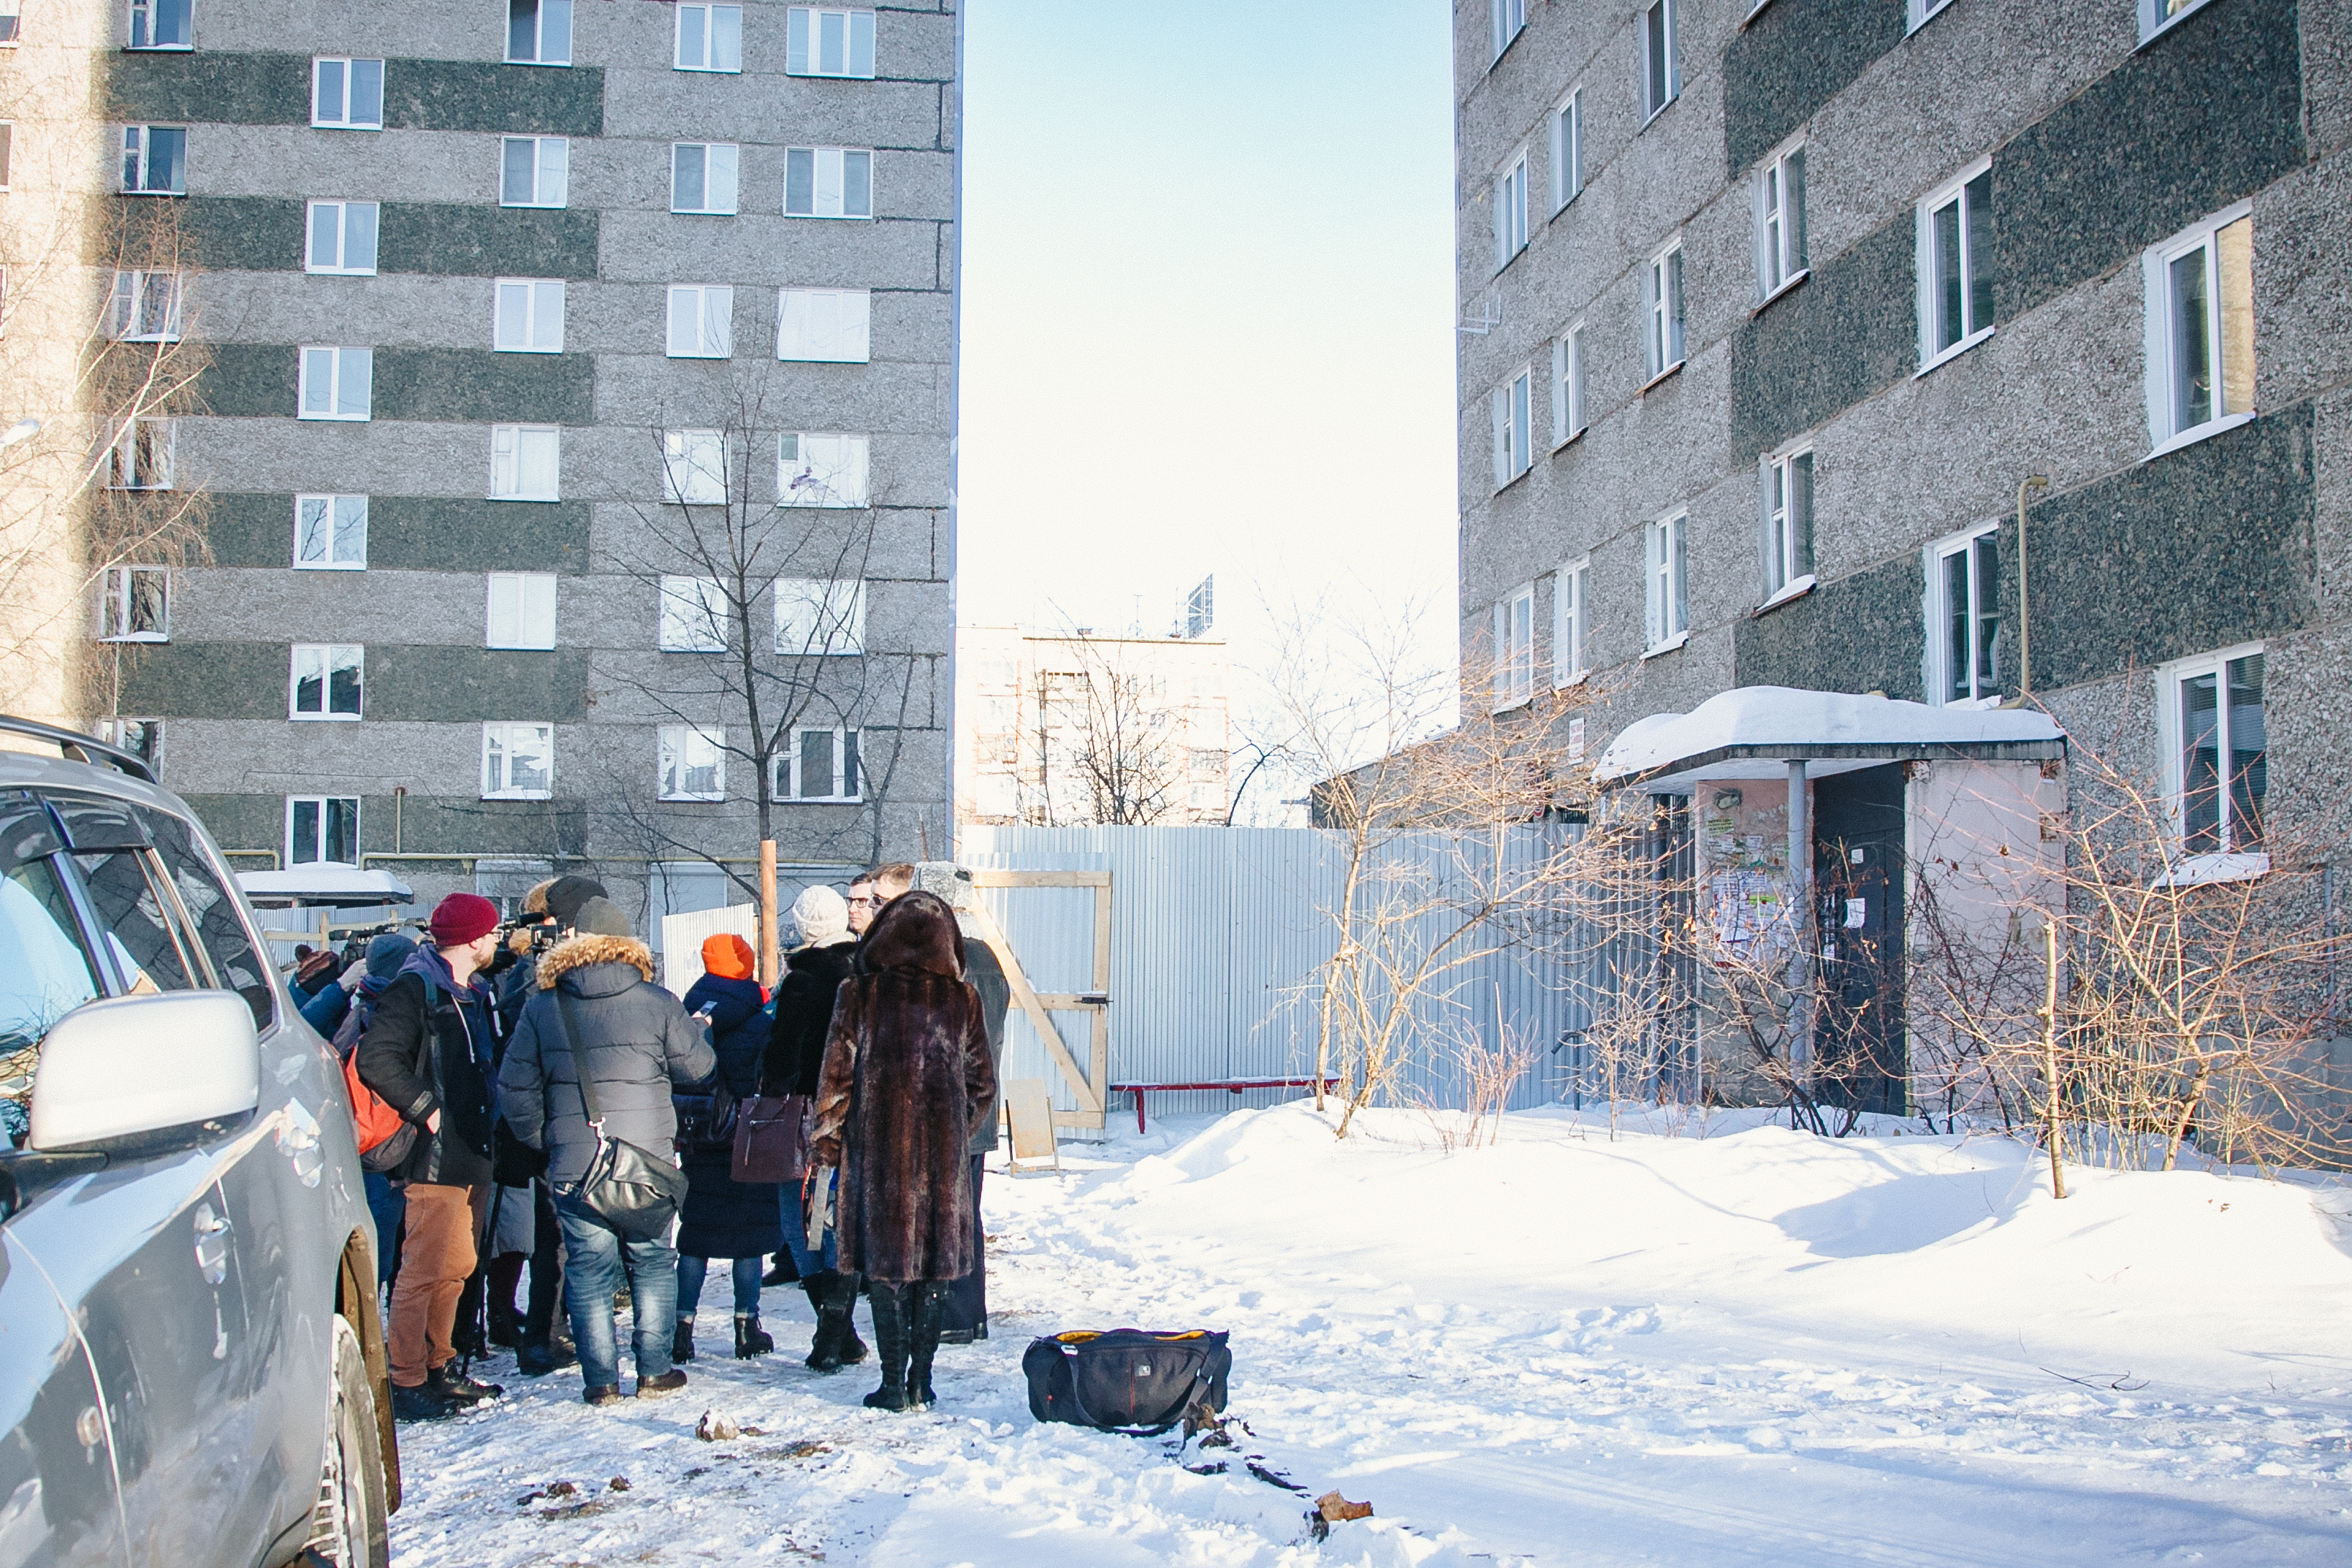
2013,474,2050,702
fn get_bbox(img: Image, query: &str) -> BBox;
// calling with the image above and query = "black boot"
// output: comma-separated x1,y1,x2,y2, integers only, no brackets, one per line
906,1281,946,1410
804,1271,863,1372
834,1271,869,1366
672,1316,695,1363
487,1253,526,1348
762,1253,798,1287
734,1312,774,1359
861,1282,910,1411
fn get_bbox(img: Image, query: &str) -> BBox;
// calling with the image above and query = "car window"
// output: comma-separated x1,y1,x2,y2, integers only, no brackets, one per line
141,810,277,1032
0,797,101,1145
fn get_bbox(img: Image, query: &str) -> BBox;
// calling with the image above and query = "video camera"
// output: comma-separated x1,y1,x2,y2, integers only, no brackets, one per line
500,916,562,957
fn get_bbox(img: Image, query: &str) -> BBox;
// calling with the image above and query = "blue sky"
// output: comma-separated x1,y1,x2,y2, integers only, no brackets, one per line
955,0,1458,671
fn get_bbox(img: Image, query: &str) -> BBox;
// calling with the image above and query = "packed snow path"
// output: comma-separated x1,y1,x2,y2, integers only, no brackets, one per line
387,1105,2352,1565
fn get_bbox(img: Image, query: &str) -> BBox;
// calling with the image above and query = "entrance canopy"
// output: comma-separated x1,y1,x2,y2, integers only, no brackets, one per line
1594,686,2065,792
236,863,416,907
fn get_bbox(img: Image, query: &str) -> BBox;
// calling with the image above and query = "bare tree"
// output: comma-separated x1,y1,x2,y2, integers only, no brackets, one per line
1022,633,1187,826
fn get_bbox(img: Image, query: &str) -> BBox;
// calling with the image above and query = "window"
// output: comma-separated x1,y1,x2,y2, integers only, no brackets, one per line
671,142,740,215
1489,0,1525,61
495,277,565,352
286,796,359,866
1927,526,2001,707
1492,151,1528,271
312,58,384,128
659,575,729,651
1551,325,1585,446
659,725,726,801
120,126,185,194
93,716,161,771
104,269,181,342
2139,0,2218,44
1554,557,1589,686
785,148,873,219
106,418,173,490
1643,244,1685,379
507,0,571,65
490,424,561,500
2144,204,2254,454
127,0,190,50
1644,513,1688,651
662,430,727,504
305,200,379,275
1762,446,1814,601
1916,158,1994,369
778,433,870,508
485,573,557,649
1490,582,1533,711
1756,143,1807,299
143,807,276,1031
95,564,168,641
0,124,10,189
298,345,372,420
481,723,554,800
675,4,741,71
1551,89,1583,213
775,578,865,657
787,7,875,77
289,644,364,720
294,494,368,569
2164,646,2266,860
783,726,860,801
1642,1,1679,120
1908,0,1956,29
0,2,17,45
500,135,569,207
777,287,871,362
1490,368,1532,490
666,284,733,357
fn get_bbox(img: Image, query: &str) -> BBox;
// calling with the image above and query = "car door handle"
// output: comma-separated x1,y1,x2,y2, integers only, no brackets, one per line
193,1201,230,1286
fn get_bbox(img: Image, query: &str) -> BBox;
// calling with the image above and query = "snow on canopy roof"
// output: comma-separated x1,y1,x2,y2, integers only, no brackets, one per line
1594,686,2063,787
236,863,416,904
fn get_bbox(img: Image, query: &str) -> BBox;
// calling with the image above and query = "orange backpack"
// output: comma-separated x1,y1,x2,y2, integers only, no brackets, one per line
333,980,425,1171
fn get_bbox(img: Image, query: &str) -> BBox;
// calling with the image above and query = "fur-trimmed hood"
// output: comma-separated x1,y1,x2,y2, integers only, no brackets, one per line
536,933,656,989
856,890,965,978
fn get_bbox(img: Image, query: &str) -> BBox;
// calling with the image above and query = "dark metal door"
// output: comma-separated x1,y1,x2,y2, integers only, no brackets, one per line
1813,765,1906,1115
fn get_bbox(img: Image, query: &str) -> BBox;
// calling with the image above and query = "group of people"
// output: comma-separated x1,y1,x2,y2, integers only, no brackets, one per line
308,862,1007,1419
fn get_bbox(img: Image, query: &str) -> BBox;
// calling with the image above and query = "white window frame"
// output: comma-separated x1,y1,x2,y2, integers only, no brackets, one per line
776,287,872,363
95,564,168,641
783,726,862,802
500,135,569,208
127,0,190,51
1550,88,1583,214
120,125,185,194
784,147,873,220
293,493,368,569
1490,582,1534,713
505,0,572,66
1906,0,1957,30
285,796,360,867
1915,156,1995,373
670,142,741,216
787,7,877,78
481,721,554,801
2138,0,2219,46
289,644,364,721
2155,641,2268,877
1492,149,1528,272
1551,324,1585,449
305,199,379,275
1924,522,2002,709
1641,0,1680,122
311,57,384,129
666,283,734,357
1755,140,1807,302
1553,557,1590,688
489,423,562,501
658,724,727,802
674,4,742,72
1642,243,1685,382
1644,512,1689,654
1490,367,1532,490
1488,0,1526,62
494,277,565,353
775,578,866,657
107,418,174,490
298,345,373,421
92,717,161,771
0,2,19,46
659,575,729,652
1760,443,1816,605
107,268,183,341
2142,200,2256,458
662,429,728,505
485,572,557,649
778,432,870,508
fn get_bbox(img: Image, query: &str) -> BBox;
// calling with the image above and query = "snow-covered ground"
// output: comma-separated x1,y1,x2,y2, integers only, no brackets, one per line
387,1104,2352,1566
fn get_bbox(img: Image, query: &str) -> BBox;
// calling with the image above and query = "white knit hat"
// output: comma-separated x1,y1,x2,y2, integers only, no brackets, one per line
790,883,852,947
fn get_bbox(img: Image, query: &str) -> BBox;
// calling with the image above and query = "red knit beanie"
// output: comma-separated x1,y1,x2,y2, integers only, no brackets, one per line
701,932,756,981
428,892,501,948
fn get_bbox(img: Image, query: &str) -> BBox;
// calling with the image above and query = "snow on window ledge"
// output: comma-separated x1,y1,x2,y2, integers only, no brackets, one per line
2145,410,2256,464
1751,269,1808,317
1637,359,1685,397
1914,323,1995,379
1640,631,1690,661
2156,851,2271,888
1755,575,1816,615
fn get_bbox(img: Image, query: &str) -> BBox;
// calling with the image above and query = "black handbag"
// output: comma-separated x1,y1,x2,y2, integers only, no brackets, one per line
1022,1329,1231,1436
673,1073,740,1158
553,991,688,1243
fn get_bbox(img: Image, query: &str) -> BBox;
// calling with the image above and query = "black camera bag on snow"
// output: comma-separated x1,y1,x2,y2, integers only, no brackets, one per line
1022,1329,1231,1435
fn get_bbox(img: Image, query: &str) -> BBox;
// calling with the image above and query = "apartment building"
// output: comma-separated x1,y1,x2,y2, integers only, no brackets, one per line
2,0,958,925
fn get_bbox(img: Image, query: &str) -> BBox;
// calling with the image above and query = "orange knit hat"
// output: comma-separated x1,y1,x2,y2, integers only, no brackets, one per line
700,932,757,981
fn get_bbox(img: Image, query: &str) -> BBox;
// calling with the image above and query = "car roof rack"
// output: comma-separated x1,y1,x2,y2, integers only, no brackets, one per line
0,714,157,785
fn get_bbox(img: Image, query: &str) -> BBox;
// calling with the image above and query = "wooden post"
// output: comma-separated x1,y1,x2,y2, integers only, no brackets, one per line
758,839,780,990
2042,909,2066,1200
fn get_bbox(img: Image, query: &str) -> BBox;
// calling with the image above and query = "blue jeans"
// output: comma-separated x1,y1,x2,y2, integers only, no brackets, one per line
676,1254,764,1315
553,1186,678,1390
364,1171,405,1287
778,1184,838,1276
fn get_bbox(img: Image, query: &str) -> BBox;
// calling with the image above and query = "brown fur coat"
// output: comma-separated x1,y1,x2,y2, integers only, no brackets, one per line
810,891,997,1284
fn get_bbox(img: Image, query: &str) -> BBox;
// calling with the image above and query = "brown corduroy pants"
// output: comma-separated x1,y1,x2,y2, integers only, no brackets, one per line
387,1182,485,1387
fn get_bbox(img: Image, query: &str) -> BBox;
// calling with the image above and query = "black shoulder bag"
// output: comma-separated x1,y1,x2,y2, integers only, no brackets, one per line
552,990,689,1243
1022,1329,1233,1436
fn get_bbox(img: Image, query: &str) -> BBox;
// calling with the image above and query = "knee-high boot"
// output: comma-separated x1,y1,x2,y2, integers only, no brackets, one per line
861,1282,910,1411
906,1281,947,1410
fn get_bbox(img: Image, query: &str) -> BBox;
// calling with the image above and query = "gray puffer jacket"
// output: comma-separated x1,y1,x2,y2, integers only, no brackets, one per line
498,934,716,1185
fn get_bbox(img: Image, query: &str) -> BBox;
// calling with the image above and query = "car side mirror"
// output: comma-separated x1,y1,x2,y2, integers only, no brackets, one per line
28,992,261,1151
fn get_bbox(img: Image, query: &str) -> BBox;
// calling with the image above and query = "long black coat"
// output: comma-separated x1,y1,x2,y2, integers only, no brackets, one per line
675,973,783,1259
811,893,996,1284
765,939,857,1096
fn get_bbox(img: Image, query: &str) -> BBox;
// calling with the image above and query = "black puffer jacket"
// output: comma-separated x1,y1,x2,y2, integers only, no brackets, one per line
674,973,783,1259
961,934,1011,1156
765,939,857,1096
353,950,499,1188
498,934,715,1185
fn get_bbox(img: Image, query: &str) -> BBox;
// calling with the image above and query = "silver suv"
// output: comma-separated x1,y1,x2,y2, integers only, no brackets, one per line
0,718,397,1567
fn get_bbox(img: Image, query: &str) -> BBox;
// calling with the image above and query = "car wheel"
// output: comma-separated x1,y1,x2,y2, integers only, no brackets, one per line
300,1315,391,1567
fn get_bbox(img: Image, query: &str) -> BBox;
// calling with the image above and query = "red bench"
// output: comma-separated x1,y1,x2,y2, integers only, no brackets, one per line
1111,1078,1341,1134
